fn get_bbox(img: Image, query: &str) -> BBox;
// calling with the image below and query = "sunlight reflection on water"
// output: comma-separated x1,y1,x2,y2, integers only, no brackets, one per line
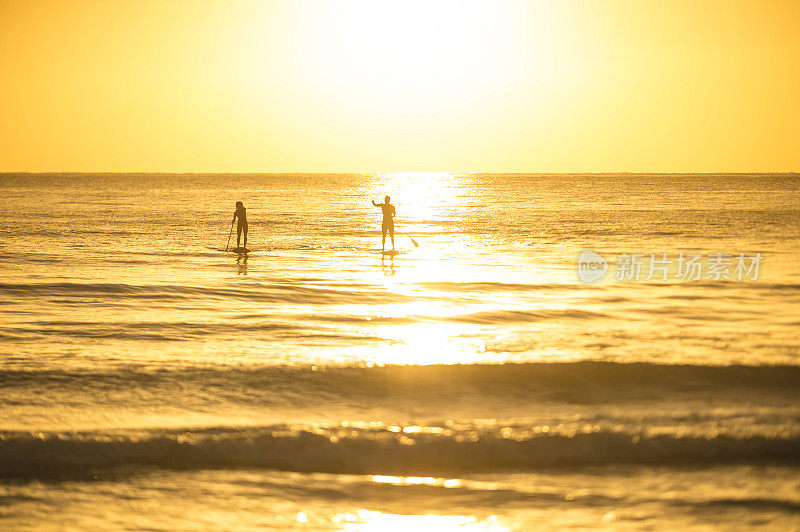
334,509,509,531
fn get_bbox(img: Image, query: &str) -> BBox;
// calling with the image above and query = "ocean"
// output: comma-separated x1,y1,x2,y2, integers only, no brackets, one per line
0,173,798,530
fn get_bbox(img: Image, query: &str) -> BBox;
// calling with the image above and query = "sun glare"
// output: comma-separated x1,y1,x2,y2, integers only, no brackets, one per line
291,1,545,118
3,1,797,171
370,172,465,221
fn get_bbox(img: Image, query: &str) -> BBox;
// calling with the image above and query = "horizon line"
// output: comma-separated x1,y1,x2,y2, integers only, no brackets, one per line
1,170,799,176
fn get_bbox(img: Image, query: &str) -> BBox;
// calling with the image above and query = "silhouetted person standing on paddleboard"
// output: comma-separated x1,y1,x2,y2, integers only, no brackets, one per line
233,201,248,250
372,195,395,251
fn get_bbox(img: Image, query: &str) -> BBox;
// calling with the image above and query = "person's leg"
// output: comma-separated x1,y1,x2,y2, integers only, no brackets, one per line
389,225,395,250
381,225,387,251
243,223,248,249
237,224,242,248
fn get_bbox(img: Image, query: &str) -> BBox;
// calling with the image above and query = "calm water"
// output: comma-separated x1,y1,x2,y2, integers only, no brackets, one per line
1,173,799,530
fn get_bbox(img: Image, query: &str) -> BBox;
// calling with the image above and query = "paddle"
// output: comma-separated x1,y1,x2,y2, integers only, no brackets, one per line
224,218,234,252
410,237,419,247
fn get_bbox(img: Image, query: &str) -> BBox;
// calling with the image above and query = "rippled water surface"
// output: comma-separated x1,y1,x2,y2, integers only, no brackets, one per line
1,173,799,530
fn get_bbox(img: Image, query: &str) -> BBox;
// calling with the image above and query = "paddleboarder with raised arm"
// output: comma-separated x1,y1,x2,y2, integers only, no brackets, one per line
372,195,395,251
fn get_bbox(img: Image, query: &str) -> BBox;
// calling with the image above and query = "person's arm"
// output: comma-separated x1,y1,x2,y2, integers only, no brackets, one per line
232,210,238,222
391,205,396,217
372,200,379,207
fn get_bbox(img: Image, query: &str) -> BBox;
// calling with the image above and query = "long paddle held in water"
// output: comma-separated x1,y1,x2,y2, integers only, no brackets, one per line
224,219,234,252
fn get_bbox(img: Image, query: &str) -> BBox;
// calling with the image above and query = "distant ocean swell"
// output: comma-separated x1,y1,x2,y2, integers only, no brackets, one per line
2,424,798,480
5,280,800,295
0,311,616,342
1,280,798,303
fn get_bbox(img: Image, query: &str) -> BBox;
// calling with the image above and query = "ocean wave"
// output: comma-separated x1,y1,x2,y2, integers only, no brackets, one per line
448,308,608,324
1,423,797,480
2,362,798,406
0,282,423,305
418,281,588,292
0,319,387,343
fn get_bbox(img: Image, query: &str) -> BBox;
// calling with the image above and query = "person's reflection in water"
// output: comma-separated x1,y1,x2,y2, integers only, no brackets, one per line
237,253,248,275
381,254,395,276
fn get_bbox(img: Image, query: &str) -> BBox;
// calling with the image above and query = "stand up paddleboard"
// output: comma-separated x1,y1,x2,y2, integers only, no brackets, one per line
230,247,250,253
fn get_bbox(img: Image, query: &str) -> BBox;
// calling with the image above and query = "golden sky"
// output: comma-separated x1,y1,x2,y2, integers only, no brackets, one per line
1,0,798,172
